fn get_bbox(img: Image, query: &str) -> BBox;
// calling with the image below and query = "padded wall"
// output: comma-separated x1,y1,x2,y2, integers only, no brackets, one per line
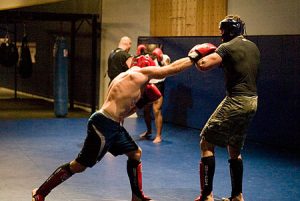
138,35,300,150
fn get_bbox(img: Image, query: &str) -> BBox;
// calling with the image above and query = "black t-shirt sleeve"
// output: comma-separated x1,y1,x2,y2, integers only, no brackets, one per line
119,51,131,60
215,44,229,59
107,50,132,80
119,51,132,68
123,51,132,61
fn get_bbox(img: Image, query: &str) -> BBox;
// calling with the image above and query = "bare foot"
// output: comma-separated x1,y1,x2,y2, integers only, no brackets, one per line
153,137,162,143
139,131,152,139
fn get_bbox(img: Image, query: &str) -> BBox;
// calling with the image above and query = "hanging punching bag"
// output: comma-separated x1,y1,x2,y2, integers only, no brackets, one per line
0,38,18,67
53,36,68,117
19,35,33,78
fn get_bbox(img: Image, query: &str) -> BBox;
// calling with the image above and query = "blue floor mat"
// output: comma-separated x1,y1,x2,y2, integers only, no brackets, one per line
0,117,299,201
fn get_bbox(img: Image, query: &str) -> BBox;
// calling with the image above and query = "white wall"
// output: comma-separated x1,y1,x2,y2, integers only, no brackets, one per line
99,0,150,104
228,0,300,35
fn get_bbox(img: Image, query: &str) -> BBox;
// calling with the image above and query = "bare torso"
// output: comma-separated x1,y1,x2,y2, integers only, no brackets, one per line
101,67,149,122
100,57,193,122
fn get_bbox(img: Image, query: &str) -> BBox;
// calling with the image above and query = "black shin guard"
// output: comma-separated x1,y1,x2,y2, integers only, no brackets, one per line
229,158,243,197
127,159,151,200
200,156,215,198
127,160,143,197
36,163,74,197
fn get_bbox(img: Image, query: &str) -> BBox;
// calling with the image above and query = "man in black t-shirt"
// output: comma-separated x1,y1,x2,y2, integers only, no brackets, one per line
108,36,133,84
188,15,260,201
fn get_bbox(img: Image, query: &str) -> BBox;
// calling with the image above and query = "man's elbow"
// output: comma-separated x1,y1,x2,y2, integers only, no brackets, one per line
195,56,221,71
195,60,210,71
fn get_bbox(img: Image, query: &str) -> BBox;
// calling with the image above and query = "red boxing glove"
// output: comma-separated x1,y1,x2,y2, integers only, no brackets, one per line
136,84,162,108
131,55,156,68
144,84,161,101
152,47,163,62
188,43,217,63
136,44,146,56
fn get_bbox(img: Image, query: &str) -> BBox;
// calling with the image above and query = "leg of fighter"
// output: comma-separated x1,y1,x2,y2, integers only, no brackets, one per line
222,146,244,201
195,139,215,201
126,148,152,201
152,97,163,143
32,160,86,201
140,104,152,139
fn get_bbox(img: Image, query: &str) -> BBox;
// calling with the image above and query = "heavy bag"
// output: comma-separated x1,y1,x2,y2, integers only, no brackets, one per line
0,39,18,67
19,35,33,78
53,36,69,117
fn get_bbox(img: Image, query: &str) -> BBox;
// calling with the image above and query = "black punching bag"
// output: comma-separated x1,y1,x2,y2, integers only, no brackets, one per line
19,35,33,78
0,38,18,67
53,37,68,117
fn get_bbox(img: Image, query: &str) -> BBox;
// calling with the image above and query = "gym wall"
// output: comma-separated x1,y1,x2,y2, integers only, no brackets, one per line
228,0,300,35
150,0,227,36
99,0,151,105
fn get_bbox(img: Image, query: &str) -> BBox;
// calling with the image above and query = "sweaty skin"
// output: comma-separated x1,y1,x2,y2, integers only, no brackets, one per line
101,57,193,122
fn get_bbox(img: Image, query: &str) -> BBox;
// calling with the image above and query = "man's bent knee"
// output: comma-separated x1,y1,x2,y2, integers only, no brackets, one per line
69,160,87,173
126,147,142,161
228,145,242,160
200,139,215,157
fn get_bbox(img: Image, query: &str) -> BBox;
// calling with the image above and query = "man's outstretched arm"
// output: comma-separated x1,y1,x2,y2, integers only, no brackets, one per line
143,57,193,80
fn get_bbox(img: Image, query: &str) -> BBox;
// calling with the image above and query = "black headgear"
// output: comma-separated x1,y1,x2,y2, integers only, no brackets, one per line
219,16,245,42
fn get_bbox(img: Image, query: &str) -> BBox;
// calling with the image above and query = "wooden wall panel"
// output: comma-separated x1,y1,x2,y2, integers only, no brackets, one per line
185,0,198,36
150,0,227,36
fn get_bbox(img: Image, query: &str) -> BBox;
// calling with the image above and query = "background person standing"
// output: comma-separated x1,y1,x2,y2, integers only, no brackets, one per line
107,36,133,85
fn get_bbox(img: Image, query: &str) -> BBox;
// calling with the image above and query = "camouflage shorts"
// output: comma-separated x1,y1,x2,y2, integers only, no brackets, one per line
200,95,258,149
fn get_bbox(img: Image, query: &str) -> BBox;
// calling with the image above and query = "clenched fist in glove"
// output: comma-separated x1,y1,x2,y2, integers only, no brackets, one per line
188,43,217,63
152,48,163,62
136,84,162,109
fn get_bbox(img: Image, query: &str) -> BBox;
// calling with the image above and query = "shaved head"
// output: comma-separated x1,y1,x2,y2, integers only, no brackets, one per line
119,36,132,52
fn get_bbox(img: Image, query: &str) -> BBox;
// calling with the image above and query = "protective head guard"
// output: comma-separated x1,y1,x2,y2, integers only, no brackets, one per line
131,55,155,68
136,44,147,56
219,15,245,42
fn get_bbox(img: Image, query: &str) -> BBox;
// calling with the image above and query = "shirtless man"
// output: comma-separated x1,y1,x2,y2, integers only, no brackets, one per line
31,44,217,201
